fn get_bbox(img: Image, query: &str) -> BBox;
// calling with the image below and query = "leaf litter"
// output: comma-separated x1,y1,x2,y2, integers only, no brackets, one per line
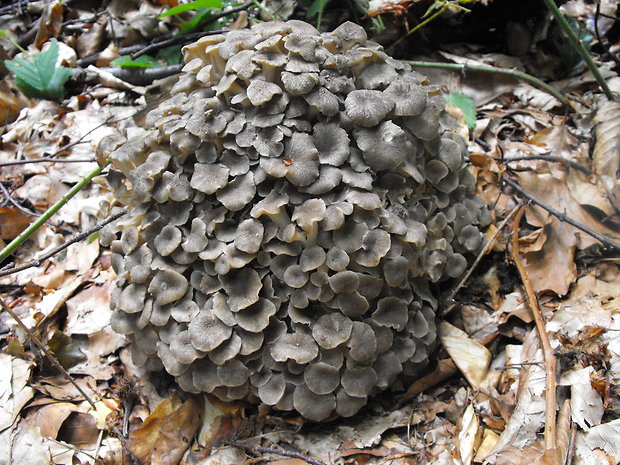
1,0,620,464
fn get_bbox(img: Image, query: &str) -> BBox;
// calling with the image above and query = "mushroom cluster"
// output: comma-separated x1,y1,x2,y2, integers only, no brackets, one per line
99,20,491,421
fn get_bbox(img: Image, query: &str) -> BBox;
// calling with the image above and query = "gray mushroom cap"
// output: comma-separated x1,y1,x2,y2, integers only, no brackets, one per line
354,121,410,171
148,270,189,306
344,90,394,128
271,333,319,364
293,385,336,422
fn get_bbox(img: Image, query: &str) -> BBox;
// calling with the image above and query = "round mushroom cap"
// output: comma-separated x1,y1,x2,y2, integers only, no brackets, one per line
344,90,394,128
103,18,489,422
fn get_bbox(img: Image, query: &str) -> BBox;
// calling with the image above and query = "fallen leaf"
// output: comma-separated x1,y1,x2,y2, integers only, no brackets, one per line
130,393,202,465
65,281,113,335
559,367,603,429
576,418,620,463
25,401,78,439
0,354,35,431
438,322,496,391
454,403,480,465
0,207,32,240
57,411,99,448
0,419,51,465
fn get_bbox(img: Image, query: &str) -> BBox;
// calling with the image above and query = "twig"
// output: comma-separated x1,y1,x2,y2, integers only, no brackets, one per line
0,181,39,216
223,440,328,465
541,0,615,101
441,201,525,317
0,210,126,278
0,157,96,167
112,425,142,465
510,206,557,452
396,358,458,407
495,155,592,175
131,2,253,60
77,64,184,87
0,296,98,410
0,163,106,266
502,175,620,251
406,60,570,107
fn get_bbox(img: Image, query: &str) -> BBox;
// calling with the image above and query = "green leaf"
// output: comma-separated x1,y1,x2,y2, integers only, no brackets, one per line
180,7,216,33
159,0,223,18
444,92,477,131
4,38,72,100
157,45,183,65
110,55,160,69
307,0,330,18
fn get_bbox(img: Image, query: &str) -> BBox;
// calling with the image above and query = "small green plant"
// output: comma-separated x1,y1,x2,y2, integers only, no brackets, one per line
4,38,72,100
307,0,330,30
159,0,224,33
444,92,476,131
110,55,161,69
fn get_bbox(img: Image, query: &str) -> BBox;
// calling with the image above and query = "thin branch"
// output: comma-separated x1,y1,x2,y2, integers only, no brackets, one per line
405,60,570,107
541,0,615,101
502,175,620,251
0,157,96,167
0,210,127,278
495,155,592,175
0,296,98,410
0,181,39,217
223,440,328,465
132,1,254,59
510,206,557,451
0,163,106,266
441,200,525,317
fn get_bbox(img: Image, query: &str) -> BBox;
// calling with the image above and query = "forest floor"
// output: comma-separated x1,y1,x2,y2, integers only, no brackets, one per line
0,0,619,464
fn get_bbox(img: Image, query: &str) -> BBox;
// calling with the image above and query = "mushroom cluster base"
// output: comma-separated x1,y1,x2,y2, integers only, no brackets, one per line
99,20,491,421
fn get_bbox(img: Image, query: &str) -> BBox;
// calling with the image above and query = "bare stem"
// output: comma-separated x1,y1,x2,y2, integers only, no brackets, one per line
406,60,570,107
510,206,557,451
0,163,106,266
502,175,620,251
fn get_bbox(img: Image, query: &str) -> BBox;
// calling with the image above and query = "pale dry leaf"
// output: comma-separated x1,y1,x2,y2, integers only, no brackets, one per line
29,274,83,325
129,393,201,465
604,314,620,383
438,322,495,391
65,240,100,274
25,401,78,439
593,100,620,180
487,330,546,458
474,428,499,462
576,418,620,463
593,99,620,211
0,420,50,465
559,367,603,430
0,354,35,432
65,281,113,335
455,403,479,465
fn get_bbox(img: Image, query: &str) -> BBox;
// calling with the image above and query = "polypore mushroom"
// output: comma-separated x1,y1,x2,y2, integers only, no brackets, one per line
102,19,490,422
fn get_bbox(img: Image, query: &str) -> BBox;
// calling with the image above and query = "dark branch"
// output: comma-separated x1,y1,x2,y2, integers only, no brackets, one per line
502,175,620,251
223,440,329,465
0,210,127,278
495,155,592,175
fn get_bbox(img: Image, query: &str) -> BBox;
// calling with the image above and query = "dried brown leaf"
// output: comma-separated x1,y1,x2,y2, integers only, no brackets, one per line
129,393,202,465
25,401,78,439
0,207,31,240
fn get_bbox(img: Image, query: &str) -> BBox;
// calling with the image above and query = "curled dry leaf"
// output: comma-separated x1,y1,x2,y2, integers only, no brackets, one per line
455,403,480,465
129,393,201,465
438,322,496,391
559,367,603,430
593,100,620,212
